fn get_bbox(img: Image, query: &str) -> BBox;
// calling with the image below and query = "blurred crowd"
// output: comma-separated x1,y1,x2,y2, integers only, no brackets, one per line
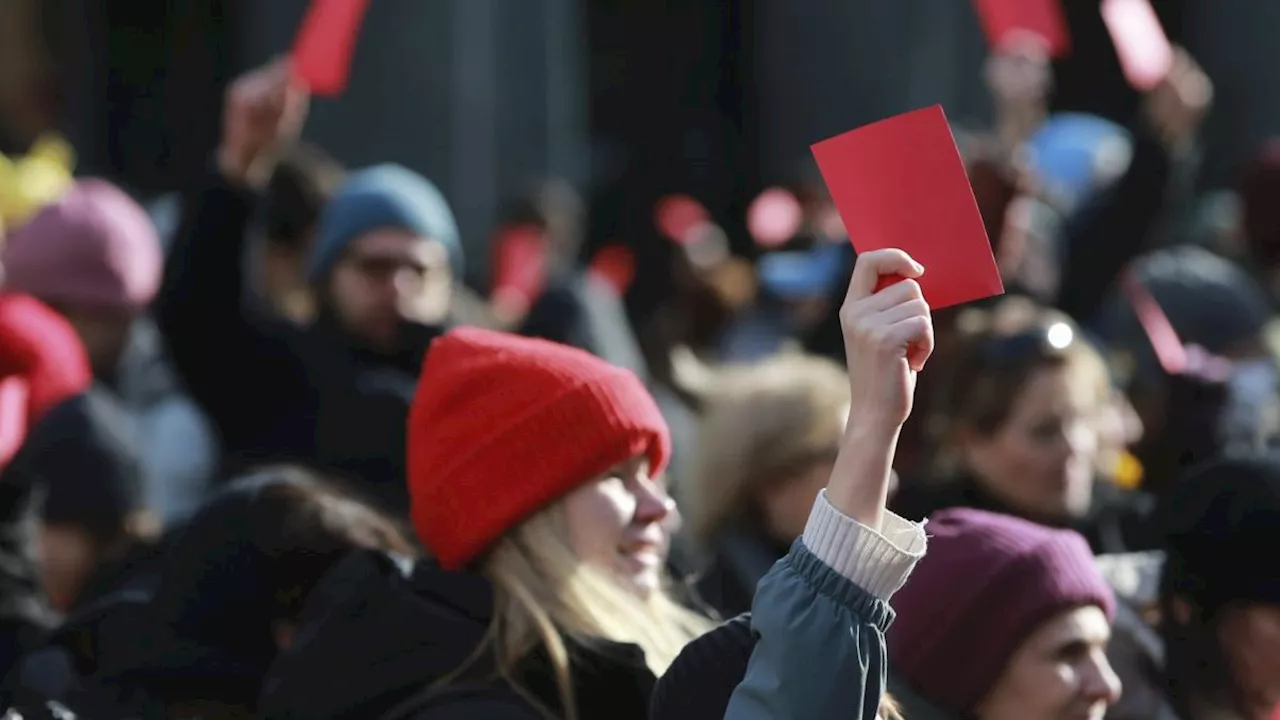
1,8,1280,720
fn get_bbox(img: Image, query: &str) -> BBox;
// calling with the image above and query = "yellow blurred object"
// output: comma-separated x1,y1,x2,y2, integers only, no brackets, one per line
1111,451,1144,490
0,133,75,231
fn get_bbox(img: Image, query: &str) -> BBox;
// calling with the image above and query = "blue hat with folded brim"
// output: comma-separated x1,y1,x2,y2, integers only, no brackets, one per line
307,163,463,284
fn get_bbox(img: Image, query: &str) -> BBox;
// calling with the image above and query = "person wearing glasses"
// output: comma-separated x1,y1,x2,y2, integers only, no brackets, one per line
156,61,460,512
893,297,1156,554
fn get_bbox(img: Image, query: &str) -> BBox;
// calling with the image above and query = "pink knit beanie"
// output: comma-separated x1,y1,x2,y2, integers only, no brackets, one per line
4,179,161,314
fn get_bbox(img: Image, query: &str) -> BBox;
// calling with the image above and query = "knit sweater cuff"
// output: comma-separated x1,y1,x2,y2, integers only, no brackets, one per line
801,490,928,601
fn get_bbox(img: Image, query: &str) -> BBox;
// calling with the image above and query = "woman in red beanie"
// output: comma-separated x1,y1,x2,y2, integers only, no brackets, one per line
259,249,932,720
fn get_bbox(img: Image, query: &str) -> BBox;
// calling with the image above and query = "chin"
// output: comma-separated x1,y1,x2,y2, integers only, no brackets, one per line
622,570,662,600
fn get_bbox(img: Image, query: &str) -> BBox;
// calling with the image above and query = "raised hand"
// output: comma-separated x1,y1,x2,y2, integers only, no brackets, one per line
218,59,310,187
827,249,934,530
840,249,934,430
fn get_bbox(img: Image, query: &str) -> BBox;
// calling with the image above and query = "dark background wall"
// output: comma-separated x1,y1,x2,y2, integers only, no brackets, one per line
29,0,1280,269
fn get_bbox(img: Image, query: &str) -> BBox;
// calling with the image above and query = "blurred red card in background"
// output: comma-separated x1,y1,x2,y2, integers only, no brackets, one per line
489,224,549,311
972,0,1070,59
291,0,374,97
1101,0,1174,91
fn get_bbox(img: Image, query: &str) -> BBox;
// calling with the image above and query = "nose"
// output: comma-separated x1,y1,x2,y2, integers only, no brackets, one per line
1082,652,1123,707
633,474,675,527
1064,418,1098,459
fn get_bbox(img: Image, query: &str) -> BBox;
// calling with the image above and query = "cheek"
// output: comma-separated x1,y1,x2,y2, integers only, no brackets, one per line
561,486,633,558
985,661,1077,717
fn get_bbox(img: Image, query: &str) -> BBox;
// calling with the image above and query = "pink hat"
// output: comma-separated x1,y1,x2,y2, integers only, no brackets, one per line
4,179,161,314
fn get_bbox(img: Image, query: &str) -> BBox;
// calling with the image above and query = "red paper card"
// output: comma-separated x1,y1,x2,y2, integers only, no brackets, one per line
291,0,374,97
1101,0,1173,91
810,105,1003,309
972,0,1070,59
490,225,549,307
588,243,637,296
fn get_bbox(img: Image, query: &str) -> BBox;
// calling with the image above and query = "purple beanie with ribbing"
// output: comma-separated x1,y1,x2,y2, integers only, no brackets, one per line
888,507,1114,715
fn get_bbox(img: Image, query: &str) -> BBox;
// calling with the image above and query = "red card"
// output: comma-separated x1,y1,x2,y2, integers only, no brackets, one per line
655,195,709,245
489,225,549,309
588,243,637,296
291,0,374,97
972,0,1070,59
810,105,1003,309
1101,0,1174,91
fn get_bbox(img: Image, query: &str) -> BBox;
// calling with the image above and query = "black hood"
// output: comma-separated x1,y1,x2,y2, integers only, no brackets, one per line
259,549,494,720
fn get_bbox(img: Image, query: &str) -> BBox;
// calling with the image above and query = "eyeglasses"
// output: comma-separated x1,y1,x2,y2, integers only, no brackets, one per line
343,253,430,282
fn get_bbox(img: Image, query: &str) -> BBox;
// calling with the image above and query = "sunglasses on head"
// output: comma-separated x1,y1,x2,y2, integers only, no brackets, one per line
979,321,1077,365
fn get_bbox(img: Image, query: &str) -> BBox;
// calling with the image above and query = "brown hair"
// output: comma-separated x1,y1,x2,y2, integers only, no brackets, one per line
686,352,850,543
929,298,1109,472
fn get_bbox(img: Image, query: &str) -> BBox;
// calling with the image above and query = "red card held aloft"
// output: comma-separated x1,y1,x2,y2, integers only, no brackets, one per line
972,0,1070,59
810,105,1003,309
1101,0,1173,92
291,0,374,97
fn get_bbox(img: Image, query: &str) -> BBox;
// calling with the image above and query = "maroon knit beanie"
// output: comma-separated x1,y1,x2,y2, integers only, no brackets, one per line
888,508,1114,715
407,327,671,570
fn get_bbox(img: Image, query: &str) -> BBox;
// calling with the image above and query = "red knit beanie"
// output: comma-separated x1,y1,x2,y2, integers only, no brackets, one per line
888,508,1115,715
408,327,671,570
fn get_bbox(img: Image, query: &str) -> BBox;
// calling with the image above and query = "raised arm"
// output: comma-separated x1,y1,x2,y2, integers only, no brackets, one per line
725,249,933,720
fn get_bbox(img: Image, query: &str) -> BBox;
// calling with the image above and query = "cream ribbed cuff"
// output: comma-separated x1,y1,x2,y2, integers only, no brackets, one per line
801,490,928,601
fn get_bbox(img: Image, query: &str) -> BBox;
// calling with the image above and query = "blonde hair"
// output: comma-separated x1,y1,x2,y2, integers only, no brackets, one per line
686,352,850,543
450,503,712,720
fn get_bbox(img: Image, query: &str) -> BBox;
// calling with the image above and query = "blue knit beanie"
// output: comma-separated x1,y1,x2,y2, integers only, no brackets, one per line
307,163,463,284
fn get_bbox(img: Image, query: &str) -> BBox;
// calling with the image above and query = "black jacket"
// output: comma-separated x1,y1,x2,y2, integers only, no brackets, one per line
259,549,655,720
156,168,445,512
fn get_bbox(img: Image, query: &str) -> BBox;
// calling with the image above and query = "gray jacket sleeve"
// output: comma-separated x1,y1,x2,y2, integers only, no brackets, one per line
725,491,927,719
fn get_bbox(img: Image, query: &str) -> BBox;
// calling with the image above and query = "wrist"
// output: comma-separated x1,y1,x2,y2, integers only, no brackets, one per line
216,146,251,186
825,422,901,531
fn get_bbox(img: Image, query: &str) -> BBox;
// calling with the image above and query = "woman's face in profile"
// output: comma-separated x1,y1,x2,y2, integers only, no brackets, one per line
975,605,1121,720
560,455,676,598
965,364,1099,520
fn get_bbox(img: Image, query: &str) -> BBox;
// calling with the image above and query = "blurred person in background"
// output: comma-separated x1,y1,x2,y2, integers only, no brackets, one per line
256,142,347,324
2,466,416,719
491,178,648,378
157,60,463,512
887,508,1121,720
1238,140,1280,307
1096,245,1280,492
2,177,218,525
0,292,93,681
683,352,850,618
1156,454,1280,720
4,388,160,613
895,298,1156,554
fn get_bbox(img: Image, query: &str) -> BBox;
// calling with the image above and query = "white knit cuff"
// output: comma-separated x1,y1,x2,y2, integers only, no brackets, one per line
801,490,928,601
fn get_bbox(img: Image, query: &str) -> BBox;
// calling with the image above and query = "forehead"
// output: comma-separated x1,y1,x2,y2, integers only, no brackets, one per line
1009,364,1099,418
349,228,448,264
1025,605,1111,648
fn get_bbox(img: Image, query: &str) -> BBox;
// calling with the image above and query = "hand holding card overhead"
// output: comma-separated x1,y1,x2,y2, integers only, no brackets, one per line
218,60,310,188
827,249,933,530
